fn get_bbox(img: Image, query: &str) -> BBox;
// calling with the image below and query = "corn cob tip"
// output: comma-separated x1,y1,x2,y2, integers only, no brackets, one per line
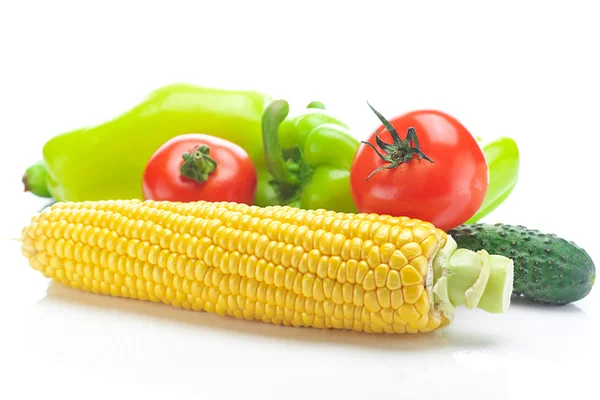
432,236,514,317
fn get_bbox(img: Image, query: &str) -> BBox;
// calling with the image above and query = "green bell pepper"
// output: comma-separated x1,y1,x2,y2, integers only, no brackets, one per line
25,83,271,202
257,99,360,212
467,137,520,223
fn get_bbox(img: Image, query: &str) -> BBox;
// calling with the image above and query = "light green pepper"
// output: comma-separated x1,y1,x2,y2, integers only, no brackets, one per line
467,137,520,223
23,84,271,202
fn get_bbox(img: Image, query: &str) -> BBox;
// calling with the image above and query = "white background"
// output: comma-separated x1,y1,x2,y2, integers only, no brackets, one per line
1,1,598,399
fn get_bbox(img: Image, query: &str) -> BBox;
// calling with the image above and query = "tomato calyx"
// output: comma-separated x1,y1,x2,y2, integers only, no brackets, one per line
179,145,218,184
362,102,435,181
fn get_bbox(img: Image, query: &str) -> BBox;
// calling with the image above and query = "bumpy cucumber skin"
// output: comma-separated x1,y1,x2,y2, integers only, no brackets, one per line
448,223,596,305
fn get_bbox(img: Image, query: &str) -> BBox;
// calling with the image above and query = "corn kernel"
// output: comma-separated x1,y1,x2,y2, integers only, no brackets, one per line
264,263,275,286
345,259,357,283
363,270,376,291
372,224,390,245
414,291,431,315
391,289,404,309
284,268,296,291
353,285,365,306
386,270,402,290
316,255,329,279
349,237,363,260
336,261,347,284
409,314,429,330
400,265,423,286
374,264,389,287
364,291,381,312
323,278,334,298
400,242,422,261
412,225,431,243
397,304,421,322
332,282,344,305
302,273,315,297
376,287,391,308
327,256,341,279
380,308,394,324
411,255,429,277
367,245,381,268
395,228,413,248
292,273,303,295
403,284,425,304
360,240,374,261
274,265,286,288
355,260,369,284
389,250,408,270
420,235,439,259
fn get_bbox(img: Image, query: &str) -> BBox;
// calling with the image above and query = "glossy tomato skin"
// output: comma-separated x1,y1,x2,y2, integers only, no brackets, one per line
350,110,488,231
143,134,257,205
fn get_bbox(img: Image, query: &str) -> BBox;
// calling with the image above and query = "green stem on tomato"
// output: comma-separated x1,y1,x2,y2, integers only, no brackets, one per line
179,145,217,184
361,102,434,181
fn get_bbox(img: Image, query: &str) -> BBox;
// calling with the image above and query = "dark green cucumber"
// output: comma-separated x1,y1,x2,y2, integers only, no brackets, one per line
448,223,595,305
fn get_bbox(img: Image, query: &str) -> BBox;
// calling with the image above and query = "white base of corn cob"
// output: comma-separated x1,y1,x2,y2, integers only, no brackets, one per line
20,200,513,334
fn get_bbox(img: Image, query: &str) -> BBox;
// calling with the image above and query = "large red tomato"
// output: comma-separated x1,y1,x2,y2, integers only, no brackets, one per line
143,134,257,205
350,105,488,231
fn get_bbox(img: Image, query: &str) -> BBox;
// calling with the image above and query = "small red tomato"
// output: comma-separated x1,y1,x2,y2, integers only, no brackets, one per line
350,104,488,231
142,134,257,205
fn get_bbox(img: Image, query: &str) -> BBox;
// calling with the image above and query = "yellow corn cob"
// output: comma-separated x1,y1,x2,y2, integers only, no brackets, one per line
20,199,512,334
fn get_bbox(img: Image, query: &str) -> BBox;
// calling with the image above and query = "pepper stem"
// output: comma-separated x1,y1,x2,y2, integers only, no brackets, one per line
262,100,300,186
261,100,314,205
306,101,325,110
180,145,217,184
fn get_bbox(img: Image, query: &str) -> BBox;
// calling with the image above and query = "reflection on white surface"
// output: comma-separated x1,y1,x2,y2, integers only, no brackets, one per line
35,282,452,351
6,281,593,400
